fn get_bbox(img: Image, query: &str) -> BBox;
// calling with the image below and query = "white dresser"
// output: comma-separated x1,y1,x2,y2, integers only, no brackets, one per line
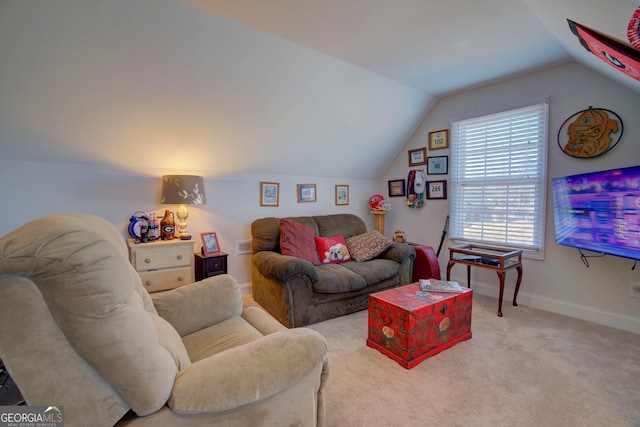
127,239,195,293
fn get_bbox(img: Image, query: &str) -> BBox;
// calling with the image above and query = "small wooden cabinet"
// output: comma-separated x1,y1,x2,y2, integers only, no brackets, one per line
194,252,228,281
128,239,195,293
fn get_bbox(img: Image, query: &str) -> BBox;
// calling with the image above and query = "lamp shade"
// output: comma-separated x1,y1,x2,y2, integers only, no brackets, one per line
161,175,206,205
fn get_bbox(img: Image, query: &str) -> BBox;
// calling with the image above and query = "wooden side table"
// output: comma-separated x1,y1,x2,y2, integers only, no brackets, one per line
194,252,228,281
446,244,522,317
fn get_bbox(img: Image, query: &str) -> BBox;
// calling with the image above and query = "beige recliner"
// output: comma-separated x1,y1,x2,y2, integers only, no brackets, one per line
0,214,329,427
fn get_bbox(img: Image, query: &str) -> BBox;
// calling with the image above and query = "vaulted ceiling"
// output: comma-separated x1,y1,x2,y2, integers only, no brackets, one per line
187,0,640,95
1,0,638,179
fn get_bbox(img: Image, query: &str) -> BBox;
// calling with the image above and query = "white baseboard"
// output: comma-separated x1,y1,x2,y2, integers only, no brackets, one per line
451,275,640,334
242,278,639,334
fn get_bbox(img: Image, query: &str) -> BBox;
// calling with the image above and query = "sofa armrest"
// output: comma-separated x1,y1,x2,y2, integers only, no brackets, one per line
151,274,243,337
253,251,319,283
379,242,416,264
168,328,328,414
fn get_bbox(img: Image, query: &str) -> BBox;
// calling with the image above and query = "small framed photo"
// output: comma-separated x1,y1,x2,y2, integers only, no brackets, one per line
335,184,349,205
427,180,447,200
428,129,449,150
297,184,317,203
427,156,449,175
200,231,221,256
388,179,406,197
260,181,279,207
408,147,427,167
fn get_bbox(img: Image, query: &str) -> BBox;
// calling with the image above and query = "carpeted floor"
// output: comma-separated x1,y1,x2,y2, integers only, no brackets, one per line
247,294,640,427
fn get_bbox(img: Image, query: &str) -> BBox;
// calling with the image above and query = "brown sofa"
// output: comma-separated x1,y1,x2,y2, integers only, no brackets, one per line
251,214,415,328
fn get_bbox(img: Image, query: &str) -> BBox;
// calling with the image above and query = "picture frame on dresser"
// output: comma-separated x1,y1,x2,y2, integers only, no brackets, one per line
201,231,221,256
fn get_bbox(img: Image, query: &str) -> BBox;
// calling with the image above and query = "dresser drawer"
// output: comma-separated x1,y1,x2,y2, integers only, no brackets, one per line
139,267,192,293
131,243,192,271
194,252,229,281
128,238,195,292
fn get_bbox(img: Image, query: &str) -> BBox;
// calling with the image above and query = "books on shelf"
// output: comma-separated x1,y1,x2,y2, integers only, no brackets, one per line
418,279,464,293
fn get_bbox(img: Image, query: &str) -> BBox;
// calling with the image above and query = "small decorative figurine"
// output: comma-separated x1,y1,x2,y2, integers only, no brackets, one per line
393,229,407,243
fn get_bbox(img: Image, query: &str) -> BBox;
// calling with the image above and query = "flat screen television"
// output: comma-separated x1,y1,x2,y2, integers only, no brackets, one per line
551,165,640,261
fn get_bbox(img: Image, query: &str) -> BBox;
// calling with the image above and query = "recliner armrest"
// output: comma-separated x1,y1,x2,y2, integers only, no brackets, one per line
379,242,416,264
151,274,243,337
168,328,328,414
252,251,319,283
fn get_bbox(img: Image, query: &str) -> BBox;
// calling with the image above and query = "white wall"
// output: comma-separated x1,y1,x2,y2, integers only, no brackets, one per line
0,0,430,179
0,159,380,287
383,61,640,333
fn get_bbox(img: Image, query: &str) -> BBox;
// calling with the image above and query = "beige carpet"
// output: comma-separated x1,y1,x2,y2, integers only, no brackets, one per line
296,294,640,427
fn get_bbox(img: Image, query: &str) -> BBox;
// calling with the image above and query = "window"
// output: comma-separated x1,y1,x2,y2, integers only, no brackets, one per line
450,103,548,258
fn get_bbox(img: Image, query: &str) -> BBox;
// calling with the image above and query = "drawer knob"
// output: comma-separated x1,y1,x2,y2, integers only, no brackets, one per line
177,254,183,260
145,280,152,286
178,276,184,282
144,258,151,264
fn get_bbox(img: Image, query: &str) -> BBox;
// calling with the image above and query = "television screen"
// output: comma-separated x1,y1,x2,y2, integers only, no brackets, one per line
552,165,640,261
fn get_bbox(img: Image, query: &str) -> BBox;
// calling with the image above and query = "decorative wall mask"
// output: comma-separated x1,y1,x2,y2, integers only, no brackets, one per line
557,106,623,158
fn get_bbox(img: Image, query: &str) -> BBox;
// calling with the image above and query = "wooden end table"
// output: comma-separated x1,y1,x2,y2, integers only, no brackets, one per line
446,244,522,317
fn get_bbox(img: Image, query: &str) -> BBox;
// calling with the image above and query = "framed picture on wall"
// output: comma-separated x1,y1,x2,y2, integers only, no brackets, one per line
260,181,280,207
427,156,448,175
335,184,349,205
297,184,317,203
426,180,447,199
388,179,406,197
428,129,449,150
408,147,427,167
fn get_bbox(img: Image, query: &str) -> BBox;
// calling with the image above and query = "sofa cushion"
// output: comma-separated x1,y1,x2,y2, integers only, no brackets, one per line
341,258,400,285
150,313,192,371
314,214,367,239
182,316,264,363
279,218,321,266
312,264,367,293
345,230,393,262
315,235,351,264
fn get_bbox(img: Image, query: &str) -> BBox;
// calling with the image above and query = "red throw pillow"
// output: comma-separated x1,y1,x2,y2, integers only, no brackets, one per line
280,218,321,266
314,235,351,264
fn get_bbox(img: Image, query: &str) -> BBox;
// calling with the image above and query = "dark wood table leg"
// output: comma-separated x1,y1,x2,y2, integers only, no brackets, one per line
496,271,506,317
466,265,471,288
513,265,523,306
446,261,454,281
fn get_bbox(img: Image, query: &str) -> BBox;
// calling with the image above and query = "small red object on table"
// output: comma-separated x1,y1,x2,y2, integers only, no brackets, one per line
367,283,472,369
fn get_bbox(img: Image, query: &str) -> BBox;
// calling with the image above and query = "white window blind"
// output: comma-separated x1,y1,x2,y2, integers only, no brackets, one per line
450,103,548,255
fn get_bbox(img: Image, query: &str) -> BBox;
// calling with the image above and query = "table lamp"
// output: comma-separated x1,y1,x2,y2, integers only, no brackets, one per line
161,175,206,240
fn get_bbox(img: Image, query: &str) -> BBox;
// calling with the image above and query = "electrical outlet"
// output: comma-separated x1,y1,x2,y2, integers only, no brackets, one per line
629,281,640,298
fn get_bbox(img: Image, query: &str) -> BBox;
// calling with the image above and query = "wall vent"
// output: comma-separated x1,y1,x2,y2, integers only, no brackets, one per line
236,240,252,255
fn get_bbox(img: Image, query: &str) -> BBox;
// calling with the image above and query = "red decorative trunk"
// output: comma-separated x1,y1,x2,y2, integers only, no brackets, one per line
367,283,472,368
